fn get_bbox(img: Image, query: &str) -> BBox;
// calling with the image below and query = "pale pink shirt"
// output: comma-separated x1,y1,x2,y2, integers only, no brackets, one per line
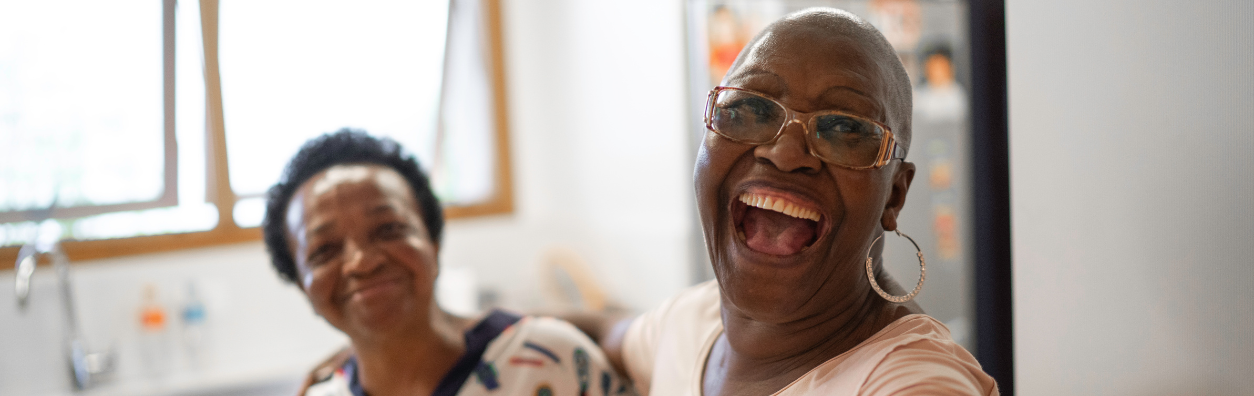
622,281,999,395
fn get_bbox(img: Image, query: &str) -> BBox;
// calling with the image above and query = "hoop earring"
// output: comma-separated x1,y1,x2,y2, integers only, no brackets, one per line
865,229,926,303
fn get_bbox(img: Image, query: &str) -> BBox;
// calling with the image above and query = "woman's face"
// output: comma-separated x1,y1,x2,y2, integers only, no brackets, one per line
695,25,915,322
286,164,439,336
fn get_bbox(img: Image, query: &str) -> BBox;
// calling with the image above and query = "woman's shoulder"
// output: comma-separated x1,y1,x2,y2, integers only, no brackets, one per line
303,356,359,396
795,315,999,396
643,279,722,327
478,312,605,362
622,280,723,356
511,315,603,349
617,281,723,394
474,314,632,396
304,370,353,396
857,315,999,395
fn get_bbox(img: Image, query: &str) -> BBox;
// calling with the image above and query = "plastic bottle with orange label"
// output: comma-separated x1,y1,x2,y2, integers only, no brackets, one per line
138,284,170,376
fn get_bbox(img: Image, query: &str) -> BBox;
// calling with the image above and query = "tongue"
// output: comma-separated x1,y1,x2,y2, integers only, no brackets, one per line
742,206,818,256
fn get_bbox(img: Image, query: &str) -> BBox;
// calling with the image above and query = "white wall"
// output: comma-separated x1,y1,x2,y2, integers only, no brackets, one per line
1008,1,1254,395
0,0,694,394
448,0,692,313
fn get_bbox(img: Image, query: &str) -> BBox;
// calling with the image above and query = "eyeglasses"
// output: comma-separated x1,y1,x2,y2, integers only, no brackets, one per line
703,86,905,170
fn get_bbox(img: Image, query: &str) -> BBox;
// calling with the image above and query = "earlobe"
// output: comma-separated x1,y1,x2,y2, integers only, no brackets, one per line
880,162,916,231
881,213,898,231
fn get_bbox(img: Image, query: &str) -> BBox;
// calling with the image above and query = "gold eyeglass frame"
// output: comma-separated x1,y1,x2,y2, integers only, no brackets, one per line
703,86,906,170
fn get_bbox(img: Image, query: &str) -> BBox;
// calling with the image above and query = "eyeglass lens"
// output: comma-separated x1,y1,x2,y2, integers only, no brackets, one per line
709,89,886,168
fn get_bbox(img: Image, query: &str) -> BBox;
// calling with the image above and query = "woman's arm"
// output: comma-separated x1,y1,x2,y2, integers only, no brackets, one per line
553,310,636,374
294,346,353,396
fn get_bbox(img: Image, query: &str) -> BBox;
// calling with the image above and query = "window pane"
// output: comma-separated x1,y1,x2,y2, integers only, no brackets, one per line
232,196,265,229
219,1,450,200
1,1,217,247
436,0,499,206
0,1,164,212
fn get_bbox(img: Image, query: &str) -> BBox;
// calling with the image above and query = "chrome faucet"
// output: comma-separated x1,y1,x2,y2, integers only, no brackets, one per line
14,227,114,390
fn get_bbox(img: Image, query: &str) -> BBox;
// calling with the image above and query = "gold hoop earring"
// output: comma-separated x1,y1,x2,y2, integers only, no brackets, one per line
865,229,926,303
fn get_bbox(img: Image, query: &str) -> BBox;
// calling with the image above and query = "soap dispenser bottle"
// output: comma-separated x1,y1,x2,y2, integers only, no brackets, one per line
180,281,208,368
137,284,171,376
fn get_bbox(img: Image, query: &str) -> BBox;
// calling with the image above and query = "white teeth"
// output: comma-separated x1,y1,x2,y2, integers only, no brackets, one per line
739,193,821,221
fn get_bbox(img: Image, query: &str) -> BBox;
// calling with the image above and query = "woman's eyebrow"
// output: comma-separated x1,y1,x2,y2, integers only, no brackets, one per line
309,221,336,238
821,85,872,100
731,68,787,94
817,85,882,115
368,203,399,215
737,68,782,80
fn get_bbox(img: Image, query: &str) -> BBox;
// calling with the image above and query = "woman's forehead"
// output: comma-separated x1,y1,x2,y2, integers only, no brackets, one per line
306,164,410,198
736,32,883,85
289,165,417,227
727,23,897,120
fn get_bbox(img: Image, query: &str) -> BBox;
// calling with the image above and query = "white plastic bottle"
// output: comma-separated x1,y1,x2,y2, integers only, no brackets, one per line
180,281,208,369
137,284,171,377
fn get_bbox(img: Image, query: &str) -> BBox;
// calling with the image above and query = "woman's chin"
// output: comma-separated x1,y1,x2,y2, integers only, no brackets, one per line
715,242,824,314
719,274,821,323
343,295,420,335
345,306,413,335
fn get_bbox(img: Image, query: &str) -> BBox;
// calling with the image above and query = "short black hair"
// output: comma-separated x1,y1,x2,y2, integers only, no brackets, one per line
262,128,444,284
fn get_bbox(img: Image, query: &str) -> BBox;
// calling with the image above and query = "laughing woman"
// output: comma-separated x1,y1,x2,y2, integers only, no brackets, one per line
263,130,628,396
596,9,999,396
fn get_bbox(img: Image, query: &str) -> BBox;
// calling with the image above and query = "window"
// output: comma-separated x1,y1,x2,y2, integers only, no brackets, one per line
219,0,450,228
1,0,513,264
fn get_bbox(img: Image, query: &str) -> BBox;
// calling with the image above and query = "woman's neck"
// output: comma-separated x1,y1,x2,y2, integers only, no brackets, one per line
705,272,922,396
352,306,475,396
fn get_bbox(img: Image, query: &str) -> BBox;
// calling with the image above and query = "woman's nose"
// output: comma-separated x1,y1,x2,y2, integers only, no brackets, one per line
754,119,822,173
342,240,385,276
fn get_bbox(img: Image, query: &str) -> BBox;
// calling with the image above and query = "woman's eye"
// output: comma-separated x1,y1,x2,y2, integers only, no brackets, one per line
720,98,779,124
307,243,341,265
375,222,410,240
743,98,778,122
816,116,872,142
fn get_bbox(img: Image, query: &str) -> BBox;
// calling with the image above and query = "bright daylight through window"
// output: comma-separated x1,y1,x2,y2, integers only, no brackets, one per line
219,0,450,228
0,1,215,247
2,0,500,254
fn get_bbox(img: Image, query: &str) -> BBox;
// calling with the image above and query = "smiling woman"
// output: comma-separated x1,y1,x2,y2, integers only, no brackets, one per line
0,0,514,266
591,8,998,396
264,131,630,396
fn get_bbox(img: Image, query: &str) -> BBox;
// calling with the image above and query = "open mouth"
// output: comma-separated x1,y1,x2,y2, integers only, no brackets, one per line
733,190,824,256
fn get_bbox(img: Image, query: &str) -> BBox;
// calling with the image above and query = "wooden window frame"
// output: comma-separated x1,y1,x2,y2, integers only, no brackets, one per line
2,0,513,268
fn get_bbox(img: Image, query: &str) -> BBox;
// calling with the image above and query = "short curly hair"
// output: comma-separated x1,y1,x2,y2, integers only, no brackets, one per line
262,128,444,285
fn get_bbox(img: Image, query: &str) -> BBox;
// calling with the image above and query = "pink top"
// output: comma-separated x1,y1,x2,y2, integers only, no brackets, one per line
622,281,999,395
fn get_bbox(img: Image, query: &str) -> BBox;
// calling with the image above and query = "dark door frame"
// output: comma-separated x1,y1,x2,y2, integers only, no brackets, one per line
968,0,1013,394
